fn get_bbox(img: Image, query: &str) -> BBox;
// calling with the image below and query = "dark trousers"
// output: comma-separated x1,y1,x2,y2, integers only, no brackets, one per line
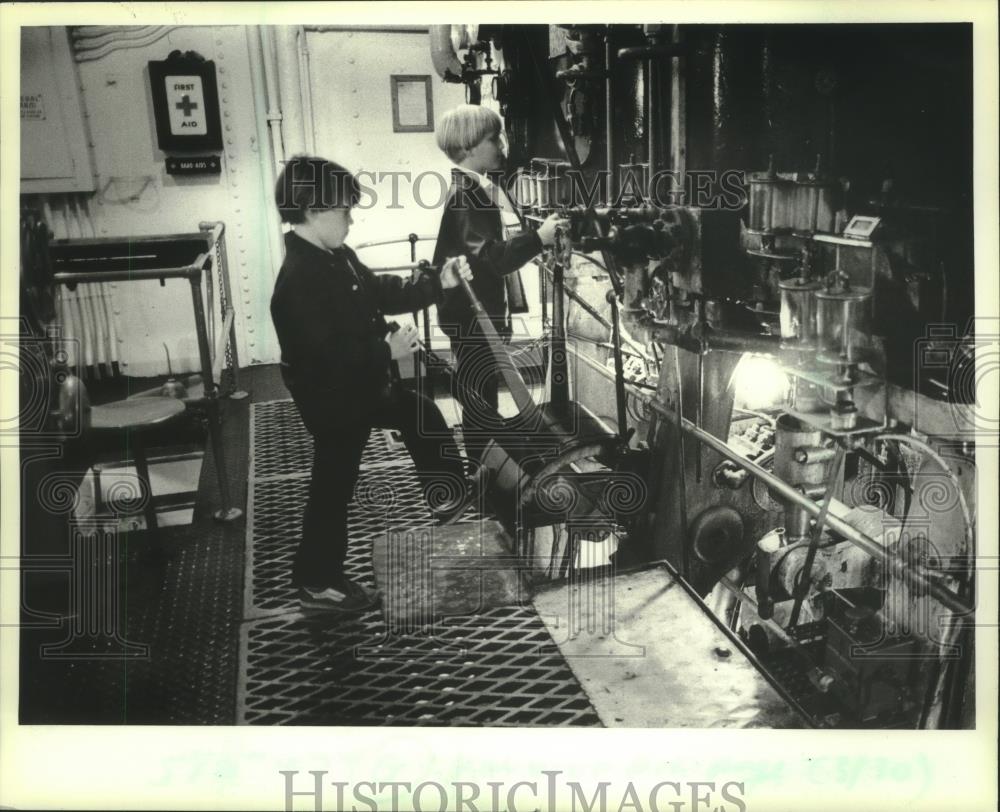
290,383,465,589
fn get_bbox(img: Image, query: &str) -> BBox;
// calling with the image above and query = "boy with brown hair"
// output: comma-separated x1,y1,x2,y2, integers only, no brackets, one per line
271,155,473,613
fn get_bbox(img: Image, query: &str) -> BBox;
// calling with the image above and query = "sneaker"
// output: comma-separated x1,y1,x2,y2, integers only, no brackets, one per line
299,578,380,613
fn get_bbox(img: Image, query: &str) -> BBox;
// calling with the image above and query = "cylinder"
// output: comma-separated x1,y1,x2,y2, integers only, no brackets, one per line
532,159,572,210
517,171,536,212
814,286,872,366
747,174,775,232
792,179,817,234
773,414,831,541
552,160,571,207
531,160,550,210
778,277,822,349
773,414,825,485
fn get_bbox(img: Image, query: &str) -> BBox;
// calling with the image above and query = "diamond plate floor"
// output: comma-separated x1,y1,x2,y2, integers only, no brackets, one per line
239,399,602,726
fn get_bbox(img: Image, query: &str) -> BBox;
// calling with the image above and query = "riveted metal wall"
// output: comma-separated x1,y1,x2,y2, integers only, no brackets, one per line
33,25,283,372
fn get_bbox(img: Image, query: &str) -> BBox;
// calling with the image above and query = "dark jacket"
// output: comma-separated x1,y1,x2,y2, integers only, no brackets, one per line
270,231,442,414
432,168,542,337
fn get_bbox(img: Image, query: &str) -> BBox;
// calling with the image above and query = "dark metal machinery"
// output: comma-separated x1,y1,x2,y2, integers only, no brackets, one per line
433,23,977,729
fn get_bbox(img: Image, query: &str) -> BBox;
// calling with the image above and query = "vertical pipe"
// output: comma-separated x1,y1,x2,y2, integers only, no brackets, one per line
604,29,615,202
246,24,286,308
189,277,216,395
696,342,704,482
56,287,79,370
49,196,68,240
190,274,241,520
41,199,58,238
260,26,287,167
670,25,686,182
275,26,306,158
409,233,423,392
298,27,316,154
672,345,690,579
68,195,105,374
64,195,83,239
85,204,120,367
257,27,285,168
647,48,657,182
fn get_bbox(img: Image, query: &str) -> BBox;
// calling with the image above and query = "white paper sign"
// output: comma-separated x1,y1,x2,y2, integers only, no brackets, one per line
165,75,207,135
396,80,428,127
20,92,45,120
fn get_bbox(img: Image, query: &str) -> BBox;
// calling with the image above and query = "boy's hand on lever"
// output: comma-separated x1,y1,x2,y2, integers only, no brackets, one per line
386,322,420,360
439,255,473,289
536,212,569,247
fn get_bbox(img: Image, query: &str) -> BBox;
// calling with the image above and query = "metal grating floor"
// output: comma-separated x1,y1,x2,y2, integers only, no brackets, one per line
19,527,243,725
239,399,602,726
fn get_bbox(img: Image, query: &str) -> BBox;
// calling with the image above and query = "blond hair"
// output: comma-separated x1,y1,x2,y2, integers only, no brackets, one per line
435,105,502,163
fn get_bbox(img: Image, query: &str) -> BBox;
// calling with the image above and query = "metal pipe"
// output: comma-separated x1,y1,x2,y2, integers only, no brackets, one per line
73,27,176,61
258,27,286,174
213,309,235,381
670,25,686,181
54,265,202,285
366,262,431,273
646,398,973,617
245,27,282,286
297,27,316,154
189,276,216,396
672,345,691,578
71,25,166,50
275,27,306,158
354,234,437,250
604,29,615,201
185,271,241,520
647,39,657,180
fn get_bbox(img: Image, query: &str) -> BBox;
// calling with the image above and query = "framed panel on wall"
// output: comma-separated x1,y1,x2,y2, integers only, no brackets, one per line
390,75,433,133
148,51,223,152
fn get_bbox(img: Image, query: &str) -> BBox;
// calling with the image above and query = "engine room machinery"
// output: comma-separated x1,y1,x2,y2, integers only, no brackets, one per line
429,23,978,730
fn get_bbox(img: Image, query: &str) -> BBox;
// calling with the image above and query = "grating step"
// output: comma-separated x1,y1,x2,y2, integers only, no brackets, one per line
241,399,602,726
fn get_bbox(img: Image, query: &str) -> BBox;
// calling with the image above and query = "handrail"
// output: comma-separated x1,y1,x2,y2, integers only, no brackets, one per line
353,234,437,250
54,264,203,284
